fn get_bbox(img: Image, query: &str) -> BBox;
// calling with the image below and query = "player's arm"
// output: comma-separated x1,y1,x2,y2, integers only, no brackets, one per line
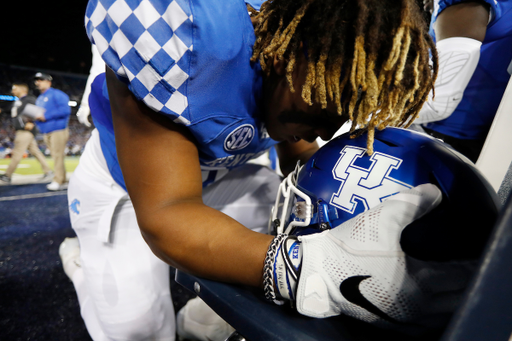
24,122,35,131
275,140,319,176
414,1,489,124
77,45,105,127
106,68,273,287
435,1,489,42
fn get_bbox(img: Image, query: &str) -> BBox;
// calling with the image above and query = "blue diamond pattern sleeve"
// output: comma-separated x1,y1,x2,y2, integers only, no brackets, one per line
85,0,278,189
86,0,196,121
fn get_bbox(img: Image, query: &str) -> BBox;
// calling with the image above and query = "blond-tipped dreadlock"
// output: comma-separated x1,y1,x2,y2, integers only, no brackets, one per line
249,0,438,154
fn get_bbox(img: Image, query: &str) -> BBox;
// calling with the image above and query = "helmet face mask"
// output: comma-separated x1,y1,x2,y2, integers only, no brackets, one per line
270,163,313,235
269,128,499,261
270,163,339,235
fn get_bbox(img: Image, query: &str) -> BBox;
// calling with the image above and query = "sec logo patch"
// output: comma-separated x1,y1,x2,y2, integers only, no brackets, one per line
224,124,255,151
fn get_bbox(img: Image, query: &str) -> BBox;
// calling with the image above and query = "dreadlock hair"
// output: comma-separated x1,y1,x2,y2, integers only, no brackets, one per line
249,0,438,154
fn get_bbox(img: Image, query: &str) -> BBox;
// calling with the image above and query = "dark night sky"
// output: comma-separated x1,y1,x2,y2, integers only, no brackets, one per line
1,0,92,75
0,0,430,77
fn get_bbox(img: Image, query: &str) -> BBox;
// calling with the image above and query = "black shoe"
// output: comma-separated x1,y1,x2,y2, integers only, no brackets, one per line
0,174,11,183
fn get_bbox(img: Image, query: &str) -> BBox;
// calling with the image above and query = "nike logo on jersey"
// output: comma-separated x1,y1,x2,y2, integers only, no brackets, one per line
330,146,412,214
340,275,399,323
69,199,80,215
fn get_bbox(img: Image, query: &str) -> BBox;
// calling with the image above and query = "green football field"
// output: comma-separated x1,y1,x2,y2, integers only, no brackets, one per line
0,156,80,175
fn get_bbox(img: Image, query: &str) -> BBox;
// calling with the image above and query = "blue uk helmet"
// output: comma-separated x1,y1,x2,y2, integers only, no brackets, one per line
270,127,500,261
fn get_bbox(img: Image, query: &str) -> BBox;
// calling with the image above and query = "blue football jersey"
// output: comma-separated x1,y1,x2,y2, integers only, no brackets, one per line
424,0,512,140
85,0,277,189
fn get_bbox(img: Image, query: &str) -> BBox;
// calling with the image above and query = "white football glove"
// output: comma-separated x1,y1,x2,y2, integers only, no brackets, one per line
272,184,476,332
76,105,92,127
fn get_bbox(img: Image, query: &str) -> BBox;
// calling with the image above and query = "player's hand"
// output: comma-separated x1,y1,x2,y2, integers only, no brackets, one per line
35,114,46,122
295,184,442,321
77,106,91,127
24,122,35,131
270,184,441,301
268,184,475,331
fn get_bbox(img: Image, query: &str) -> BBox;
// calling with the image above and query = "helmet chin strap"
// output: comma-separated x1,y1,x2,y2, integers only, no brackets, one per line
308,200,340,231
275,162,343,235
272,164,312,234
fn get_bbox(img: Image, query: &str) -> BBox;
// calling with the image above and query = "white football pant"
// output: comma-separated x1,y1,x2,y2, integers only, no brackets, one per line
67,129,281,341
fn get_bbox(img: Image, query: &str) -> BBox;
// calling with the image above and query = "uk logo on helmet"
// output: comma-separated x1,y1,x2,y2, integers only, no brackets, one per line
330,146,412,213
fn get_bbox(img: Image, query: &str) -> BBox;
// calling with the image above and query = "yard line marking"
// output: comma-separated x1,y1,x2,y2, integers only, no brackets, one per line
0,191,67,201
0,165,30,169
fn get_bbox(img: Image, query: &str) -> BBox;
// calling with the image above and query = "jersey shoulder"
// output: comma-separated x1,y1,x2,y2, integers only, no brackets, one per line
85,0,258,126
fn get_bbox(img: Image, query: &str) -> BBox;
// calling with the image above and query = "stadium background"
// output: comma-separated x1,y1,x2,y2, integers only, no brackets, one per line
0,1,196,340
0,0,93,161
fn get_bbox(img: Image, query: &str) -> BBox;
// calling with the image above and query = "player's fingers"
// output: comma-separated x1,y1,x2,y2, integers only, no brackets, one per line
326,184,442,253
386,183,442,218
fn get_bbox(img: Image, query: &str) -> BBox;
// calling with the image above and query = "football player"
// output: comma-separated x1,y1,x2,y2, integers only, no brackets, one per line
61,0,438,340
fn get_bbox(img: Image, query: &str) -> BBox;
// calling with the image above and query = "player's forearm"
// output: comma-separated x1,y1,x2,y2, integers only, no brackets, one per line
137,200,273,287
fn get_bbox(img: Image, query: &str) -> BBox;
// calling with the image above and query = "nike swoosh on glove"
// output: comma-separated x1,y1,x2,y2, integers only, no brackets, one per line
296,184,445,327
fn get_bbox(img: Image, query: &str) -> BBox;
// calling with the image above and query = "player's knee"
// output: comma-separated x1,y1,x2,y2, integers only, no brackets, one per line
101,312,174,341
96,295,175,340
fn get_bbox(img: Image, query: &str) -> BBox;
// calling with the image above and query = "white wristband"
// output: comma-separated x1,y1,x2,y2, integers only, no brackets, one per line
274,236,302,301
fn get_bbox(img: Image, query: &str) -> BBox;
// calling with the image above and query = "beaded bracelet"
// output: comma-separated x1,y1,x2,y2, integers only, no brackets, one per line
263,233,288,305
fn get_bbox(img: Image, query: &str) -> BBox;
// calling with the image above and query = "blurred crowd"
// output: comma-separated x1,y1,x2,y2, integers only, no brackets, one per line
0,115,91,158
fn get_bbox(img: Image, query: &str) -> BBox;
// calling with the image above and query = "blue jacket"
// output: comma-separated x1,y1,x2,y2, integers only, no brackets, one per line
35,87,71,134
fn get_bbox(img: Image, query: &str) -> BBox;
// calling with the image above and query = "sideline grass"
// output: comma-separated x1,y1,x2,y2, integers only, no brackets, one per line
0,157,80,175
